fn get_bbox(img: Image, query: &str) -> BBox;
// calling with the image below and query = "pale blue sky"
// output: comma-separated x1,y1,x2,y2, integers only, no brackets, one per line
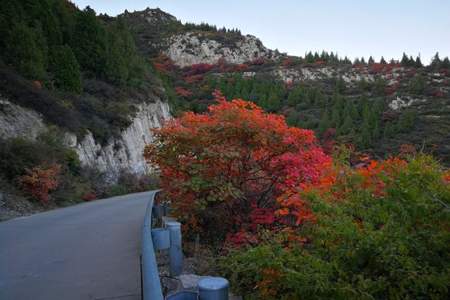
72,0,450,63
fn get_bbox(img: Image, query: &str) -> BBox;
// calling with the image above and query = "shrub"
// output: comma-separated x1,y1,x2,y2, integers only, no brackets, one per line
145,93,331,242
221,155,450,299
19,164,61,203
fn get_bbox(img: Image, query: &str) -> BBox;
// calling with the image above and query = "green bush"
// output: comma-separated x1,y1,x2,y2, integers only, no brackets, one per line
221,156,450,299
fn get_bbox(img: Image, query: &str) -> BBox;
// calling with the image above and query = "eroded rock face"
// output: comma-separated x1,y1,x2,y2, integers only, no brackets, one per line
0,98,46,140
0,95,170,181
165,32,280,67
73,100,171,180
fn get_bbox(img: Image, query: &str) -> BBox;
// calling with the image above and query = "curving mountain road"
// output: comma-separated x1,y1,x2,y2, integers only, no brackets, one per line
0,191,155,300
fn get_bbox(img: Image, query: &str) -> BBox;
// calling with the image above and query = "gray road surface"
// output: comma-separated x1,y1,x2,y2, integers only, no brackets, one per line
0,191,154,300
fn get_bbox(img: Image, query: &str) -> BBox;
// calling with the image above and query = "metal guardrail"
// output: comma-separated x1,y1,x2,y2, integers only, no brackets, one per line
141,190,229,300
141,190,164,300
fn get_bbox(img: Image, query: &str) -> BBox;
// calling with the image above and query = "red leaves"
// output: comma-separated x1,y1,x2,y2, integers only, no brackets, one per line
153,54,176,73
175,86,193,97
145,95,332,244
82,192,97,202
357,158,407,198
250,206,276,225
19,164,61,203
184,63,215,76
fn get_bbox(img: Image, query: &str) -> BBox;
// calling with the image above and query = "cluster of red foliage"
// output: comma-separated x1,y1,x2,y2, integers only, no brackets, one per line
357,158,407,197
432,89,445,98
19,164,61,203
369,63,386,74
82,192,97,202
153,54,176,73
231,63,249,72
175,86,193,97
145,92,331,245
314,60,326,66
250,58,266,65
385,82,400,95
443,170,450,184
184,74,204,84
282,58,293,67
183,63,215,76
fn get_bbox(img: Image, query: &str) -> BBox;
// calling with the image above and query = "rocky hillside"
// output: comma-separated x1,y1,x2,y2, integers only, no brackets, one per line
0,1,170,214
1,3,449,218
119,8,282,66
121,8,450,164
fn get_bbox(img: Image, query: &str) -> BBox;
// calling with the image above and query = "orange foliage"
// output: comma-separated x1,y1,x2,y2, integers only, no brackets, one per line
19,164,61,203
145,94,331,244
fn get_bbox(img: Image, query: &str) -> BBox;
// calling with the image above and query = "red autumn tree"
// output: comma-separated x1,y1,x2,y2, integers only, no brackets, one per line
19,164,61,203
145,94,331,241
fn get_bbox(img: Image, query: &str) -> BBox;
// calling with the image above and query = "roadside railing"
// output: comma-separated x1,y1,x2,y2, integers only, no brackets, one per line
141,190,229,300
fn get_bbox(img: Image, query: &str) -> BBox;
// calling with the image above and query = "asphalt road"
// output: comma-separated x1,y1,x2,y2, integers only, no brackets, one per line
0,191,154,300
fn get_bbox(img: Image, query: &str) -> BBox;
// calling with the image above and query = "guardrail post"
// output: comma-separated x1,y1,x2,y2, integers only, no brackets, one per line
166,221,183,276
198,277,229,300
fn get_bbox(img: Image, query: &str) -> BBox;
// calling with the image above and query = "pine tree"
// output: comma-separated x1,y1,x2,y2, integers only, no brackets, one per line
430,52,441,70
368,56,375,65
318,111,331,134
441,57,450,69
408,74,425,95
380,56,387,64
415,56,423,68
359,120,372,148
49,45,82,93
401,53,409,66
338,114,353,135
71,6,107,76
6,21,47,80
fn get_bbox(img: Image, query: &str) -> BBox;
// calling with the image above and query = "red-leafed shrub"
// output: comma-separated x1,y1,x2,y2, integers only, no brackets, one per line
232,63,249,72
250,58,266,65
281,58,293,67
221,155,450,299
82,192,97,201
184,63,215,76
432,89,445,97
145,93,331,241
175,86,193,97
153,54,176,73
369,63,385,74
314,60,326,66
19,164,61,203
385,82,399,95
184,74,204,84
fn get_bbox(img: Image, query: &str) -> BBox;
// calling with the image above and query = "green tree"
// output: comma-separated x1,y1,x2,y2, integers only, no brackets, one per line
415,56,423,68
49,45,82,93
5,21,47,80
430,52,441,70
409,74,425,95
71,6,107,76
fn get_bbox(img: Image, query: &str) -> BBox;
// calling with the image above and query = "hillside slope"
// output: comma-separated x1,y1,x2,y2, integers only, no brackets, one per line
0,1,170,214
122,8,450,164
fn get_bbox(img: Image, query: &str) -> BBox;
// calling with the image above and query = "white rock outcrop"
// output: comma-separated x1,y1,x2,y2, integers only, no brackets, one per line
388,96,426,111
0,98,46,140
165,32,279,67
72,100,171,180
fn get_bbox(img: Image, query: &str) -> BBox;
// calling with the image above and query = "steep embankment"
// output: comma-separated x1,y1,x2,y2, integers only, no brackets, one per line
0,1,171,217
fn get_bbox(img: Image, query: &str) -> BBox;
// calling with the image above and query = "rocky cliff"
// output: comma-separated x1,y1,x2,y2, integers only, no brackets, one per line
165,32,280,67
69,99,170,180
0,96,171,181
0,98,46,140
